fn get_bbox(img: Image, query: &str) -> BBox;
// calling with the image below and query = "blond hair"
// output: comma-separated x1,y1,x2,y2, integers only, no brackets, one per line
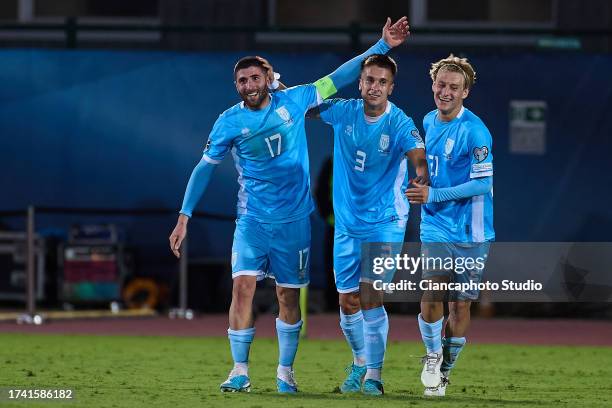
430,54,476,89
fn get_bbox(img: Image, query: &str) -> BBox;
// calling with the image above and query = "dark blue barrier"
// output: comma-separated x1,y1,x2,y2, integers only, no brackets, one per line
1,49,611,288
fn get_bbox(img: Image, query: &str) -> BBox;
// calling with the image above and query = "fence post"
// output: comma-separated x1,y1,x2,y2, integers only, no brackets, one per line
26,205,35,316
169,235,192,319
179,235,188,312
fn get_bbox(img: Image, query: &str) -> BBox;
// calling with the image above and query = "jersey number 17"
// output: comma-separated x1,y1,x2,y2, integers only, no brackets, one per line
265,133,282,157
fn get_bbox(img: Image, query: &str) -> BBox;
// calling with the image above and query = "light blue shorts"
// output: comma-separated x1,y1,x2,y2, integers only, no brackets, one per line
333,223,405,293
231,215,310,288
420,241,491,300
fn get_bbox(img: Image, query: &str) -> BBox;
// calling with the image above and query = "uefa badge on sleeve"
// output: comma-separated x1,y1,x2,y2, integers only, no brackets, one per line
473,146,489,162
411,129,423,143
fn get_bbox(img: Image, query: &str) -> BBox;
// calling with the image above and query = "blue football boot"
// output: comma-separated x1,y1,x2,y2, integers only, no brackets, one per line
220,369,251,393
362,378,384,396
340,363,367,393
276,370,298,393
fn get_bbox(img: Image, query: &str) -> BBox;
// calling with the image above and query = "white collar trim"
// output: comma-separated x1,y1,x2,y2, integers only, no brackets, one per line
456,106,465,118
364,101,391,123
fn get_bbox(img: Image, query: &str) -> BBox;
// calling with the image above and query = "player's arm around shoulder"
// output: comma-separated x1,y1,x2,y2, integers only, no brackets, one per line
274,81,334,122
279,19,410,115
308,98,354,124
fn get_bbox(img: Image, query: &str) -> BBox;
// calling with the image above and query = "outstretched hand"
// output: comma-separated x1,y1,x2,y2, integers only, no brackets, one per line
382,16,410,48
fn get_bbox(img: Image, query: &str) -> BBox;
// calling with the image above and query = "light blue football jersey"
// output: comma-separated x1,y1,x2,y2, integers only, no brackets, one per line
319,99,425,237
203,84,322,223
421,106,495,243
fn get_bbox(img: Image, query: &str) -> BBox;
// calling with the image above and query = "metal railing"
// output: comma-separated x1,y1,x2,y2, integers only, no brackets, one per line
0,18,611,49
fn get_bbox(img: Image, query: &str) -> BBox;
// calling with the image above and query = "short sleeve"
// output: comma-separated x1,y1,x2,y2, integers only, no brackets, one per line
318,98,347,125
280,84,321,112
394,111,425,153
202,114,234,164
468,126,493,178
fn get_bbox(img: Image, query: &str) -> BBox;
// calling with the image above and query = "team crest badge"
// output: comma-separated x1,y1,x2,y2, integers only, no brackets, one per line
275,106,291,122
444,138,455,159
378,134,390,153
345,125,352,135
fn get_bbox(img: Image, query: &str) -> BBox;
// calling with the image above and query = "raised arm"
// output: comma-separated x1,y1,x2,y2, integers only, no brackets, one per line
305,18,409,120
314,17,410,100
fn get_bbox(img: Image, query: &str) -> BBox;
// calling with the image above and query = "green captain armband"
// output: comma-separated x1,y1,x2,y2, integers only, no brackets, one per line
313,76,338,100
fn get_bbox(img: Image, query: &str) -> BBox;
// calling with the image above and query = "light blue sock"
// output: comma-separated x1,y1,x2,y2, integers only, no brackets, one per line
418,314,443,354
339,309,366,364
227,327,255,363
362,306,389,369
441,336,466,374
276,318,303,368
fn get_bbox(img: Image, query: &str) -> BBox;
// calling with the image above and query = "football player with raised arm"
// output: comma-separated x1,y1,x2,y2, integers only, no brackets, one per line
168,17,410,394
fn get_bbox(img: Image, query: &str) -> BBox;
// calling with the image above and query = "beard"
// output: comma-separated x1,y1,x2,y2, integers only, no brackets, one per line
240,86,269,109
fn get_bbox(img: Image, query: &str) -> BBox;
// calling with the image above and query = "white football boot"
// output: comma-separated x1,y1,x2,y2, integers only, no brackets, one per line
424,373,449,397
420,352,443,387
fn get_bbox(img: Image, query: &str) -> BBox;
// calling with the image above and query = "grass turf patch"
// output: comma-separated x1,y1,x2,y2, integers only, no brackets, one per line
0,333,611,407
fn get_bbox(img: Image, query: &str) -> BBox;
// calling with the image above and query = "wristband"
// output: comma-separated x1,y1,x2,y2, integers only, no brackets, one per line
270,72,281,90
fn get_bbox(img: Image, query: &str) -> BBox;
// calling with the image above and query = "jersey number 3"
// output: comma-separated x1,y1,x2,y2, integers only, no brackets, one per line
265,133,282,157
354,150,366,172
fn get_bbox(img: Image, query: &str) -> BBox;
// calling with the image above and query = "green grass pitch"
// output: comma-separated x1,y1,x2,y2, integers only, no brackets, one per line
0,333,611,407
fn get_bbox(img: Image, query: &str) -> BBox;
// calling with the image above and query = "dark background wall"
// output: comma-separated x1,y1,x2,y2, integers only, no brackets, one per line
1,49,611,289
